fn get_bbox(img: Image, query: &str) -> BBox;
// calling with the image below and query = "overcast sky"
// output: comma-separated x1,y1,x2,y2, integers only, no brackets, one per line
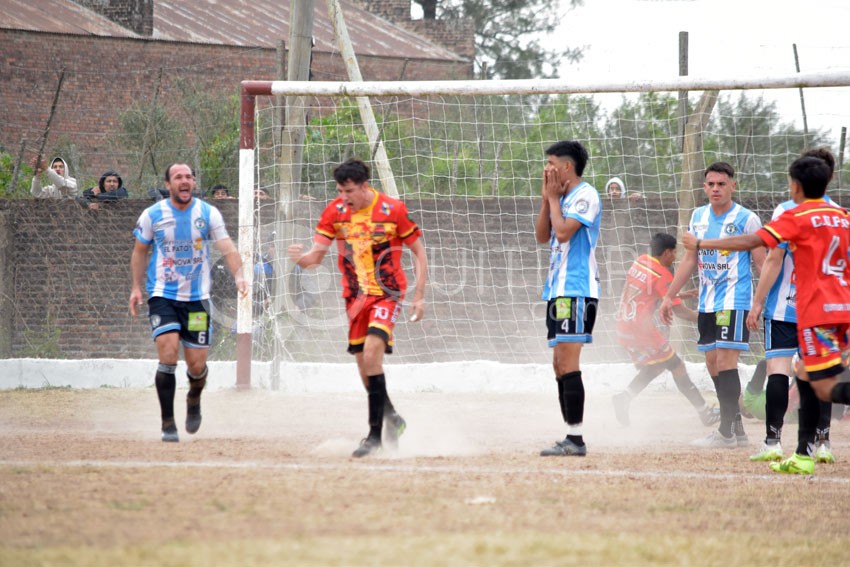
550,0,850,143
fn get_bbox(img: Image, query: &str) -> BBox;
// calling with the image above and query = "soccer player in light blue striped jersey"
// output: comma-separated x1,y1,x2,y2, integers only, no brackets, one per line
535,140,601,457
660,162,766,448
129,163,248,442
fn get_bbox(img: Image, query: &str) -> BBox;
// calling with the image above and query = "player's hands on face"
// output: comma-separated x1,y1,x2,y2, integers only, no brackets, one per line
681,233,698,251
128,289,144,317
746,304,763,331
543,164,565,199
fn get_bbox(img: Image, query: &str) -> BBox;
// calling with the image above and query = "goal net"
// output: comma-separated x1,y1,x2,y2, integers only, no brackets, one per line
233,73,850,384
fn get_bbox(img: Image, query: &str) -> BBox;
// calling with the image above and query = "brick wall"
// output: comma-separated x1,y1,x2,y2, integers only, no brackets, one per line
0,29,472,183
72,0,154,36
0,195,787,362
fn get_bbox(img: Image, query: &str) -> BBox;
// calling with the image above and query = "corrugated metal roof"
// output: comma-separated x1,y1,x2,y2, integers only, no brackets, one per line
0,0,465,61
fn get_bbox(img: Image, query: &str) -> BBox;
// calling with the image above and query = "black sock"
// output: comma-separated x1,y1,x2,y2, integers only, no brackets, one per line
366,374,387,440
716,369,741,437
155,367,177,423
830,382,850,405
187,366,208,401
816,400,832,442
747,359,768,394
796,378,819,457
384,396,396,416
555,375,568,422
626,365,664,398
559,371,584,427
672,372,707,409
765,374,789,441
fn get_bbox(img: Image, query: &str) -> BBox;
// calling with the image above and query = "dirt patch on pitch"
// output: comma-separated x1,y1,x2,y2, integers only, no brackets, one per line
2,387,850,565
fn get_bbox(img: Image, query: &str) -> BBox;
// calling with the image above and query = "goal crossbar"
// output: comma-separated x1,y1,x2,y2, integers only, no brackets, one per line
242,70,850,98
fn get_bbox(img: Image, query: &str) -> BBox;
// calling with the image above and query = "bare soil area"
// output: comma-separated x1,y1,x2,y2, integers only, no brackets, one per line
2,387,850,566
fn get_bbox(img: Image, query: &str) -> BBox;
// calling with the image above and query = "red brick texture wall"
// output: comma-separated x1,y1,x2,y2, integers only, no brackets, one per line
1,29,473,183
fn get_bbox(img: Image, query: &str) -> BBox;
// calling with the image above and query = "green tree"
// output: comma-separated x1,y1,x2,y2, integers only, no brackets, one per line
414,0,584,79
705,93,830,195
602,92,681,195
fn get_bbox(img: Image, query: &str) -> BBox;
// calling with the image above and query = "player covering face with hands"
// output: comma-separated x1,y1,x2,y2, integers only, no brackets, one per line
129,163,248,442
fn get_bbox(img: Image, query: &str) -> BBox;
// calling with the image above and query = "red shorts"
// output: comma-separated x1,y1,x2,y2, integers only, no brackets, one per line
345,294,402,354
798,324,850,380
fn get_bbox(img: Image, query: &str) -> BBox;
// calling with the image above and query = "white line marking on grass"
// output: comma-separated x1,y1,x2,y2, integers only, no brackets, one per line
2,459,849,484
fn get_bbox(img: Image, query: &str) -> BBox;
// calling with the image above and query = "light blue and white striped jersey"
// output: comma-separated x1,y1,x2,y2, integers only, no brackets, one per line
134,198,229,301
763,196,837,323
542,181,601,300
689,202,762,313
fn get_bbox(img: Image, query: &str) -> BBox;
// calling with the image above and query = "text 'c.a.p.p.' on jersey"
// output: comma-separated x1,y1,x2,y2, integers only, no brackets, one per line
762,196,839,324
134,199,229,301
542,181,601,301
688,202,762,313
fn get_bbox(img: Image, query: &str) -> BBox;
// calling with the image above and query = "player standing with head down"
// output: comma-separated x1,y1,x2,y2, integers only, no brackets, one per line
288,158,427,458
535,140,600,457
683,155,849,474
660,162,766,448
129,163,248,442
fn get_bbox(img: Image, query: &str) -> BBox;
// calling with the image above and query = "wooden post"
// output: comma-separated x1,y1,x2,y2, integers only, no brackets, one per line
325,0,399,197
677,32,688,152
793,44,809,148
270,0,315,390
34,67,66,172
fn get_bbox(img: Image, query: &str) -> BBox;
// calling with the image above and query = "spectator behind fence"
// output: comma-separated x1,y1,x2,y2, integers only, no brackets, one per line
81,170,128,209
211,184,233,199
605,176,642,202
31,157,79,199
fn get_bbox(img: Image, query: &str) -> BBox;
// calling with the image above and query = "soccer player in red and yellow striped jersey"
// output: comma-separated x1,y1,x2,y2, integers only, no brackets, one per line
289,159,427,458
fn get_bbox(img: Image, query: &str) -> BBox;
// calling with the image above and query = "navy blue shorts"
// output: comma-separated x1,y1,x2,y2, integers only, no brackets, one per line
148,297,212,349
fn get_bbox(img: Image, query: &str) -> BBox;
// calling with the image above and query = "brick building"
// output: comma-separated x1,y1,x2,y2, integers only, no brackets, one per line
0,0,474,186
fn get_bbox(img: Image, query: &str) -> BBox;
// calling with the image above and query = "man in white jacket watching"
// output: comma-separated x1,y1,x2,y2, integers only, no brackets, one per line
31,157,78,199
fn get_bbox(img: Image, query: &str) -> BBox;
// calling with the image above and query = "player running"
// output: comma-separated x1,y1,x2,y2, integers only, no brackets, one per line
613,233,720,427
288,158,427,458
129,163,248,442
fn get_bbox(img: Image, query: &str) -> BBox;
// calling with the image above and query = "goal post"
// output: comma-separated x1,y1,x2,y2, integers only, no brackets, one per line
236,72,850,388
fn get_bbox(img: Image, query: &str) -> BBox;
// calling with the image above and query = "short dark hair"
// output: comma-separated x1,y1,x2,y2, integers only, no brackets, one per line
789,156,831,199
333,158,370,185
650,233,677,257
801,147,835,178
164,163,196,182
211,184,229,194
705,162,735,178
545,140,589,177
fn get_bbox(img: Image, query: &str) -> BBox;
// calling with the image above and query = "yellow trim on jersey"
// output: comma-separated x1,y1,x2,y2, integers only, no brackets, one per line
349,336,366,345
805,359,842,372
794,207,850,217
399,225,417,239
316,227,335,239
636,257,664,279
762,225,783,242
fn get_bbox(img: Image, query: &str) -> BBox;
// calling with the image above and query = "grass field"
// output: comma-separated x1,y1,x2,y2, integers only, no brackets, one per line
1,386,849,566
